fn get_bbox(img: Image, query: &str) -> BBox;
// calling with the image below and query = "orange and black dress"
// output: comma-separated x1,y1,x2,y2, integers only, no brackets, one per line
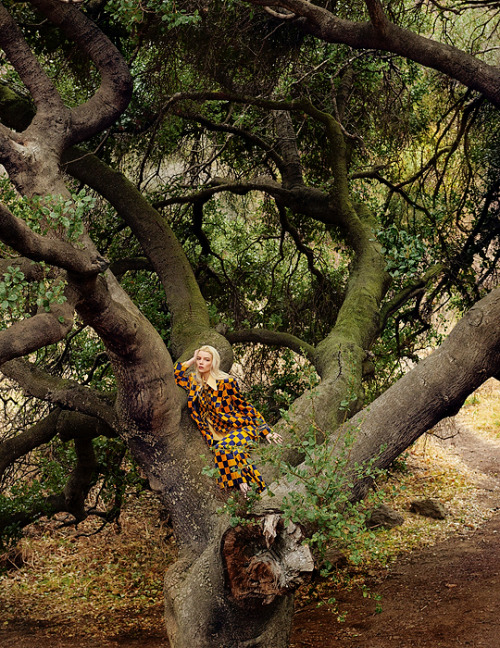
174,362,270,492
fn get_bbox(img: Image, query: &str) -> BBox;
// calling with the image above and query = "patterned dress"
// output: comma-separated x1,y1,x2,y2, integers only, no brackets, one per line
174,362,271,492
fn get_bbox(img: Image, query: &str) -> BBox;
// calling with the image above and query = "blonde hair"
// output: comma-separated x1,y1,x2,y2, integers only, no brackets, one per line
194,345,230,384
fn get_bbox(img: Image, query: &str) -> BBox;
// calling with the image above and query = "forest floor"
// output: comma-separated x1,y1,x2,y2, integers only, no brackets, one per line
1,379,499,648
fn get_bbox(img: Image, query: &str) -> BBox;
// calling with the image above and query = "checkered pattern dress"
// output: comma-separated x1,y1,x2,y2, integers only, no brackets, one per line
174,362,271,492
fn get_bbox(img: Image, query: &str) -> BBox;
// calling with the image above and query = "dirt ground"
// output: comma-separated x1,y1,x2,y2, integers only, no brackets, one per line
290,421,500,648
1,421,500,648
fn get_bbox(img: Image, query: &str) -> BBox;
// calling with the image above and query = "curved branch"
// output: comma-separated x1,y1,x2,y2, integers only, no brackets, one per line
1,358,117,428
109,256,152,278
0,202,109,276
263,5,295,19
176,109,285,171
0,407,113,481
0,436,98,536
248,0,500,108
276,203,325,284
0,2,66,129
255,286,500,513
225,328,316,363
62,436,98,520
29,0,133,146
0,408,60,478
154,177,292,209
162,90,299,115
62,149,230,358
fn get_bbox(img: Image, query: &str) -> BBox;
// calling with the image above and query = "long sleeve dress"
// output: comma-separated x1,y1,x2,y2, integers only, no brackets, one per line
174,362,271,493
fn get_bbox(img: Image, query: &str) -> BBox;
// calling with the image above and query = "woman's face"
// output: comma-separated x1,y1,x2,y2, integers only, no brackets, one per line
196,350,213,376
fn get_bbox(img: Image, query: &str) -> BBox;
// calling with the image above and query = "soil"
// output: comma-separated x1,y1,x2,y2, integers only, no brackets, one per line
291,421,500,648
1,421,500,648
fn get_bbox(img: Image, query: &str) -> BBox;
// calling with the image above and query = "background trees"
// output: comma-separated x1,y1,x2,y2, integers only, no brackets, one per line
0,1,499,647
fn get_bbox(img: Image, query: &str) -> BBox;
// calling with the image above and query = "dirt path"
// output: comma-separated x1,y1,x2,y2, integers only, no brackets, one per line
291,510,500,648
291,422,500,648
1,422,499,648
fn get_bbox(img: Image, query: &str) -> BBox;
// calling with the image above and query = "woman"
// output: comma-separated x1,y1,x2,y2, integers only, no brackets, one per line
174,345,282,496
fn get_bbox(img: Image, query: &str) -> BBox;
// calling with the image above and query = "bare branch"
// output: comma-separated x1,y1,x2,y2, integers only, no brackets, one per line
153,176,290,209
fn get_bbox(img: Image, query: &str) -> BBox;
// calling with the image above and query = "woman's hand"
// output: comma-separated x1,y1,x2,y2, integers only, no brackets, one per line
266,431,283,444
184,349,199,367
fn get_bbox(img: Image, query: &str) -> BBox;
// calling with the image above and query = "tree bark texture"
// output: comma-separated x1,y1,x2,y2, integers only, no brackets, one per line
163,516,313,648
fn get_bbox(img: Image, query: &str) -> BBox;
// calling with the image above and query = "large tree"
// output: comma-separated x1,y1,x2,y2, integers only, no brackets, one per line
0,1,499,647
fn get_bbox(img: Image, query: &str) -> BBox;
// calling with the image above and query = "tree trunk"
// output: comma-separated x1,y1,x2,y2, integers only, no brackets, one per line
163,516,313,648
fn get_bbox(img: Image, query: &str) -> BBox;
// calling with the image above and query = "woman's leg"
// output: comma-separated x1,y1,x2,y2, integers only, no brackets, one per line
213,430,266,493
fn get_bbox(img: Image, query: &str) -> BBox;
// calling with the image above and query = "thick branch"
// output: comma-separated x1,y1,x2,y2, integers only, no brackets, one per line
1,358,117,428
109,256,152,278
0,2,66,130
256,286,500,512
273,111,304,188
365,0,389,34
249,0,500,108
0,256,45,282
0,437,98,535
63,148,232,359
29,0,133,146
62,436,98,520
0,202,109,276
0,303,74,366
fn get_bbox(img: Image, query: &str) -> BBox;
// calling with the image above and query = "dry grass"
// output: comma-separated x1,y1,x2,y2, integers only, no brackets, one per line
361,435,493,561
0,491,173,638
1,383,499,638
457,378,500,441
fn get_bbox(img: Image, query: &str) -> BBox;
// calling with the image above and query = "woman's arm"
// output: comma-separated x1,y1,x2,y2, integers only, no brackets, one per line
173,350,198,390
